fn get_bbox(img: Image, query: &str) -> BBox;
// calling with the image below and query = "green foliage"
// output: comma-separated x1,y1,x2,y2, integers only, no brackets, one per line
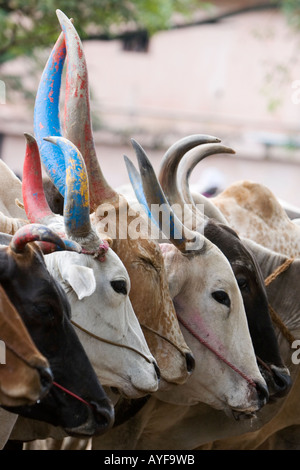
0,0,203,63
281,0,300,30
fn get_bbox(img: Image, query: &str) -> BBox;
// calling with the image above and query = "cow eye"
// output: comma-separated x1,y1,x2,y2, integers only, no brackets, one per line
37,302,53,314
35,302,56,322
212,290,231,308
237,277,249,291
111,280,127,295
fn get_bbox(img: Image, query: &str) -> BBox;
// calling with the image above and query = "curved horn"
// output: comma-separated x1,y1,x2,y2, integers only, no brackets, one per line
127,139,206,253
158,134,221,208
37,238,82,254
22,133,58,225
10,224,66,254
123,155,158,228
177,143,234,224
44,136,92,239
56,9,117,210
33,32,66,195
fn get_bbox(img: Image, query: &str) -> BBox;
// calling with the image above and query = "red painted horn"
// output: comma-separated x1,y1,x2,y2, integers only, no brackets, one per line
10,224,66,254
22,133,57,225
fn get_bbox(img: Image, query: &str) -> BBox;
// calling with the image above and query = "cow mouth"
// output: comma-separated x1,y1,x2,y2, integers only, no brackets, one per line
231,409,257,421
111,386,150,400
64,400,115,437
258,360,292,401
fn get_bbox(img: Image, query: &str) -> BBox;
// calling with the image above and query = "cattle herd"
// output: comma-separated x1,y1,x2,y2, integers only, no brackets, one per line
0,9,299,451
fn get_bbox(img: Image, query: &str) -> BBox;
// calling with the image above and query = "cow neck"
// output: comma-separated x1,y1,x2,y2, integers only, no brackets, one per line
176,314,257,389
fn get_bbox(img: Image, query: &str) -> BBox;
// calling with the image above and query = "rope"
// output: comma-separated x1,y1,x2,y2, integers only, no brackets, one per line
71,319,153,364
4,344,96,409
140,323,188,358
81,240,109,262
268,304,296,346
177,314,257,388
53,381,93,408
264,257,294,287
3,343,41,370
264,257,296,347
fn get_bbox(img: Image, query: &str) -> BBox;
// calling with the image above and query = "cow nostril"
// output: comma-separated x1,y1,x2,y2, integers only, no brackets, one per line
38,366,53,398
271,366,292,397
255,380,269,405
185,352,195,373
91,400,115,433
154,362,161,381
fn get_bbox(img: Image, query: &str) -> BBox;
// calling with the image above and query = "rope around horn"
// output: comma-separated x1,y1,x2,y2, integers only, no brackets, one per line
264,257,296,346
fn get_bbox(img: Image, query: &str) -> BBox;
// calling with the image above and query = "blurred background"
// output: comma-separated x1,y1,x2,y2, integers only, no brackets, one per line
1,0,300,204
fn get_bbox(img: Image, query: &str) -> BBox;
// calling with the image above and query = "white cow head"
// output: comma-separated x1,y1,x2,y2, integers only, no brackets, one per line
125,139,269,418
22,133,160,399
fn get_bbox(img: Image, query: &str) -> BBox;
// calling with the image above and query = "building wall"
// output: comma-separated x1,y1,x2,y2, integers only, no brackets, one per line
1,6,300,205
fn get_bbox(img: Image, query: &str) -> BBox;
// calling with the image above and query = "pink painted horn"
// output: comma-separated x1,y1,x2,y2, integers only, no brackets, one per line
56,9,117,210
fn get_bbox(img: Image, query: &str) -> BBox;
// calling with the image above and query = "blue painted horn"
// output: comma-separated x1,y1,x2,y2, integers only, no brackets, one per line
22,134,83,253
33,32,66,196
34,9,117,210
43,136,92,239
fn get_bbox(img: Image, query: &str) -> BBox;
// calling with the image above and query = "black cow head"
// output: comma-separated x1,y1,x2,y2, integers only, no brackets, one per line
0,224,114,436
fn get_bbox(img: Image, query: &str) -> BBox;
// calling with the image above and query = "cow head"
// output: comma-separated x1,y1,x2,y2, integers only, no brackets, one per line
22,133,160,399
0,283,52,407
125,140,270,419
164,137,291,400
0,224,114,436
33,9,194,389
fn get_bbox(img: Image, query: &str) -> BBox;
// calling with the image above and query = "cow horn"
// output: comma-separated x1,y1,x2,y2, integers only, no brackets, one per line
125,139,206,253
158,134,221,208
56,9,117,210
124,155,160,230
33,32,66,196
22,133,58,226
177,143,234,224
44,136,92,239
10,224,66,254
37,238,82,254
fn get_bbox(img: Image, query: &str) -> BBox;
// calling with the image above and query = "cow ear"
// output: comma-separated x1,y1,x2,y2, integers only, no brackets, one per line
62,264,96,300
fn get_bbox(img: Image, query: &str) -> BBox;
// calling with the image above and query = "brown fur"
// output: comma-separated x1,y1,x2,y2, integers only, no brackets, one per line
0,284,49,407
92,194,192,385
